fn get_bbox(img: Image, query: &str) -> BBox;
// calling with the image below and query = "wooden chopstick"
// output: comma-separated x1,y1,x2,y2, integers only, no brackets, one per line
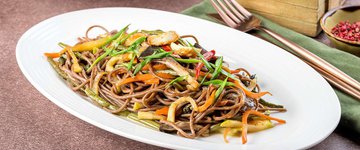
302,58,360,100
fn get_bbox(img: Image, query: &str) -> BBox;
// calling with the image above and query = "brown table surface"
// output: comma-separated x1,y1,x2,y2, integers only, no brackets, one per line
1,0,359,149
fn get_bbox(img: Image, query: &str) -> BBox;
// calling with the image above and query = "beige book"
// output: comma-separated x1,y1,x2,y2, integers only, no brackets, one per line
327,0,345,10
252,10,322,37
236,0,325,23
273,0,325,9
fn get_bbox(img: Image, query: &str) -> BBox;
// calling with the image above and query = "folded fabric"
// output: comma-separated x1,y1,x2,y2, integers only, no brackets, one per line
182,0,360,134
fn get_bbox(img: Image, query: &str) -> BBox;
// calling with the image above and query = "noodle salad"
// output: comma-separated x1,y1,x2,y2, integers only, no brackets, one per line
45,25,286,144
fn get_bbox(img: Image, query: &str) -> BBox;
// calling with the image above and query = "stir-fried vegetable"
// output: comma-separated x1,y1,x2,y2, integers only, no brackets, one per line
127,113,160,130
211,56,223,80
195,50,215,79
198,90,216,112
166,76,187,88
202,79,235,86
138,111,166,120
167,97,199,122
241,110,286,144
45,24,286,145
215,77,228,100
116,74,159,87
155,107,169,116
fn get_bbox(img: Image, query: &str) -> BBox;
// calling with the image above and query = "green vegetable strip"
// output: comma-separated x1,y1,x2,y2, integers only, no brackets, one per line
111,36,146,56
194,48,214,72
127,113,160,130
47,57,67,79
144,51,170,59
177,38,188,46
202,79,235,86
141,29,164,35
84,88,111,108
259,99,284,108
211,56,223,80
215,77,228,100
166,76,187,88
86,25,130,72
174,58,201,63
105,24,130,46
86,47,112,72
119,29,139,44
210,63,239,81
127,52,136,70
200,72,210,85
133,57,151,75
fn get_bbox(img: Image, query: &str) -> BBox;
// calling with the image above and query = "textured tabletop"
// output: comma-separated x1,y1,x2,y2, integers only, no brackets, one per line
0,0,359,149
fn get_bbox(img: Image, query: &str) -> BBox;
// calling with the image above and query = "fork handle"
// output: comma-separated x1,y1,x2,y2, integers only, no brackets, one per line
257,26,360,92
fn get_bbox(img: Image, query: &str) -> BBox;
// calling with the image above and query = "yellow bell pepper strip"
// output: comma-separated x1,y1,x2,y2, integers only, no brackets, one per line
43,25,129,58
167,97,199,122
220,120,242,128
127,113,160,130
72,36,112,52
86,25,131,72
66,47,82,73
241,110,286,144
133,102,144,111
137,111,166,120
116,74,159,87
73,24,130,52
155,106,169,116
198,90,216,112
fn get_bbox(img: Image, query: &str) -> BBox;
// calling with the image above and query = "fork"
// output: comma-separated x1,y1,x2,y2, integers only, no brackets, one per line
210,0,360,100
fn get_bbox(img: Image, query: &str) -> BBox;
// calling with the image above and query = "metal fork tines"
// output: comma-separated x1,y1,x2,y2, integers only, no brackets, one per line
210,0,360,100
211,0,252,28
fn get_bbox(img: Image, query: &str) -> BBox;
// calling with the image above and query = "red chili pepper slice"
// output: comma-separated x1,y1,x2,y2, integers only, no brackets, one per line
195,50,216,79
162,45,172,51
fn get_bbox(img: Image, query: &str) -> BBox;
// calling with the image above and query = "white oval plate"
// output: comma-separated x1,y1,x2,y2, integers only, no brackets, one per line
16,8,340,149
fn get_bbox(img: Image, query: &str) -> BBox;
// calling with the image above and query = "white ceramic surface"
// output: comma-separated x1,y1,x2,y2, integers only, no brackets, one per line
16,8,340,150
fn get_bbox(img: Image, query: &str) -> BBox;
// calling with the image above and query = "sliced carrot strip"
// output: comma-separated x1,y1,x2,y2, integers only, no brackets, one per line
155,72,175,79
44,48,67,58
142,64,169,71
116,74,158,87
233,80,271,99
241,110,286,144
223,128,231,143
155,106,169,116
144,78,160,84
198,90,216,112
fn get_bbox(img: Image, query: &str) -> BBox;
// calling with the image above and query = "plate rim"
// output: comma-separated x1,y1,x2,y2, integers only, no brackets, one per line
16,7,341,149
